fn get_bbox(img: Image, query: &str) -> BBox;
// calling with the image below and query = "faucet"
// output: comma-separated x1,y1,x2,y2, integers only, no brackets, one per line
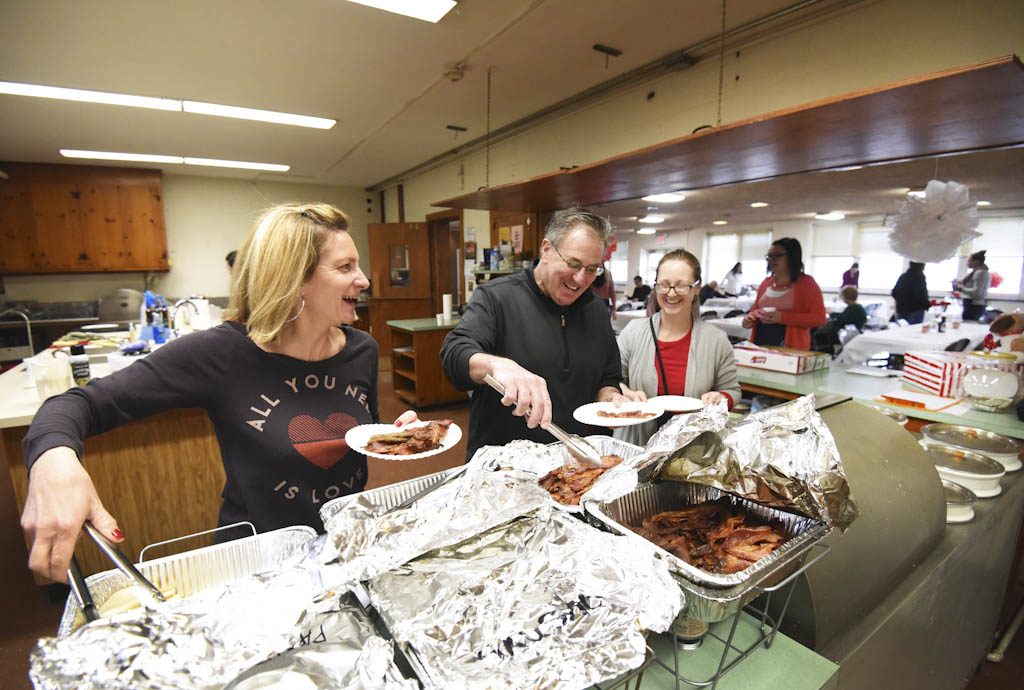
0,308,35,357
170,299,198,336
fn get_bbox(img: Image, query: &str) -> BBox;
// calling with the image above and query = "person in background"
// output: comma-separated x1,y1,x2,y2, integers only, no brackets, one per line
698,279,725,305
891,261,930,324
841,261,860,288
441,208,629,461
627,275,652,304
20,202,417,583
954,250,990,320
225,249,237,272
589,263,616,318
615,250,740,445
814,285,867,351
721,262,744,296
742,238,827,349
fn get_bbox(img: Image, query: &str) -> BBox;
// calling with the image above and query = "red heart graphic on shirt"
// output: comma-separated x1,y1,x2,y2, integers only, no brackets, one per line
288,413,358,470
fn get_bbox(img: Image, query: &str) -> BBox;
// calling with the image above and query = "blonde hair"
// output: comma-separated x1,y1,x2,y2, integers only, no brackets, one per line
225,202,350,343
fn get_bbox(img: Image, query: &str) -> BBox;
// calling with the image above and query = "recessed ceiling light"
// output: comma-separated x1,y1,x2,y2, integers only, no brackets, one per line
907,190,927,199
712,220,728,225
183,101,335,129
183,157,290,172
61,149,290,172
636,228,656,235
61,149,184,164
977,200,991,206
2,81,180,111
814,211,846,221
345,0,457,22
750,202,769,208
639,215,665,223
642,193,686,203
617,228,634,233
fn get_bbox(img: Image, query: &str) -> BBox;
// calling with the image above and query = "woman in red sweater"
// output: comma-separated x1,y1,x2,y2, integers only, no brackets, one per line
741,238,827,350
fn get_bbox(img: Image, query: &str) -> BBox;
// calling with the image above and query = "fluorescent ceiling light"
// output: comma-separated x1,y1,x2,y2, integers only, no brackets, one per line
184,157,290,172
642,193,686,203
617,228,634,233
712,220,728,225
638,215,665,223
345,0,456,22
61,149,184,164
1,81,180,111
976,200,991,206
814,211,846,221
636,228,656,235
61,150,289,172
183,101,335,129
750,202,769,208
907,190,927,198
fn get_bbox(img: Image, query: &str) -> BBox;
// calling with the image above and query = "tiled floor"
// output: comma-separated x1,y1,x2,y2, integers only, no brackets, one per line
1,372,1021,689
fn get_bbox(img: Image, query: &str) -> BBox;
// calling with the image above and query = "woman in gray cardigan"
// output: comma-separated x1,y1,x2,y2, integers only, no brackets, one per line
616,249,741,446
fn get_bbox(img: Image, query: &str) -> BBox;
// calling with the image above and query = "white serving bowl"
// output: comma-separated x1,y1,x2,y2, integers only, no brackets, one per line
922,442,1005,498
921,424,1023,473
942,479,977,523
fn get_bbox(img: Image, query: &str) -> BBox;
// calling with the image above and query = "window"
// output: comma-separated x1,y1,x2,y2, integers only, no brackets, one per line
976,218,1024,297
809,256,855,286
609,239,629,285
923,257,961,294
703,230,770,288
809,224,855,289
856,226,903,291
642,249,667,285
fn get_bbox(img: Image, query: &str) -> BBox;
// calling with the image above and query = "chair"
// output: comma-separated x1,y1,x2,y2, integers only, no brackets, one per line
700,311,717,320
980,309,1004,324
723,309,746,318
838,324,861,347
945,338,970,352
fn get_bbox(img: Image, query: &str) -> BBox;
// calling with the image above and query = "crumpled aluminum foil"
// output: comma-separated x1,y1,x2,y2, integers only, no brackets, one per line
31,539,413,690
324,451,553,584
656,394,858,531
369,509,683,690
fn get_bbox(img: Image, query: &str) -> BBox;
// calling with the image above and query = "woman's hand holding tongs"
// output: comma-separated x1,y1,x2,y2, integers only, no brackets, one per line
21,446,123,583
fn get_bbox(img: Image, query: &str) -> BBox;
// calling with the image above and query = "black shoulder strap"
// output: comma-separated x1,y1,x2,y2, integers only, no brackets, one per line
649,317,670,396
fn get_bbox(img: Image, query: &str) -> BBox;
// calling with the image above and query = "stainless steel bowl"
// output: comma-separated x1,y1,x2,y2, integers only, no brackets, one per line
941,480,977,523
922,443,1004,498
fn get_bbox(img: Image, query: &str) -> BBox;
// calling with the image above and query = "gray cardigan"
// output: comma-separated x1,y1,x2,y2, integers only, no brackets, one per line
613,313,741,446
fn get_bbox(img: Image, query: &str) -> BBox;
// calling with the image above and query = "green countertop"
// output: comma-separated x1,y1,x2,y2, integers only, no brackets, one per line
387,317,460,332
738,365,1023,439
635,617,838,690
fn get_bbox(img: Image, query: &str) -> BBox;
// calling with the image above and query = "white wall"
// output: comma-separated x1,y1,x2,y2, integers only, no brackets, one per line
3,175,369,303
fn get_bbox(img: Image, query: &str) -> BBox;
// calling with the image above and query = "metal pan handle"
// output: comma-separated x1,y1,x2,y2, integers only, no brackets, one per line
753,541,831,594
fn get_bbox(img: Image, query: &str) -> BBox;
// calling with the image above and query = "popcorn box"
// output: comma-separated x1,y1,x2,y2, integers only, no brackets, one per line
902,350,968,398
733,345,830,375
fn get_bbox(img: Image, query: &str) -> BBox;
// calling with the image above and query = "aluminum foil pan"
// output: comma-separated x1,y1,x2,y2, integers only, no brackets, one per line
368,510,683,690
36,549,415,690
471,437,645,512
586,481,829,622
321,454,553,585
58,526,317,636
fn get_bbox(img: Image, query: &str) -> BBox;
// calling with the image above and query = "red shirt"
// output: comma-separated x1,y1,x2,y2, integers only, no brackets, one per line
655,331,691,396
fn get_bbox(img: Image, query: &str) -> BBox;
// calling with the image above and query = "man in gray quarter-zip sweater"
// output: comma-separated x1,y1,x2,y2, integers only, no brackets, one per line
441,209,626,461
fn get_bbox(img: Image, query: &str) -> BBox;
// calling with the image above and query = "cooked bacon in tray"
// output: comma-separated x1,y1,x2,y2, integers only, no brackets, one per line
596,409,656,419
538,455,624,505
364,420,453,455
628,497,787,574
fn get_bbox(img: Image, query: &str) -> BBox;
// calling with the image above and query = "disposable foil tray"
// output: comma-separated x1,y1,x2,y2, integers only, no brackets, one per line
586,482,829,622
58,525,316,636
320,466,463,525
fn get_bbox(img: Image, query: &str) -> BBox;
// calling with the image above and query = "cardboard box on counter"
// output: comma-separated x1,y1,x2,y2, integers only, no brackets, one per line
902,350,968,398
734,344,830,375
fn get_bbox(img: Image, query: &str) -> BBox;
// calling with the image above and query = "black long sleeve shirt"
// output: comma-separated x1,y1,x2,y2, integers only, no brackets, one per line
23,322,379,534
441,269,622,461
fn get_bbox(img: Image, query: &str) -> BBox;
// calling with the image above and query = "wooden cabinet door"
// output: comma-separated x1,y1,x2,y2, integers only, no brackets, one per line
368,222,431,300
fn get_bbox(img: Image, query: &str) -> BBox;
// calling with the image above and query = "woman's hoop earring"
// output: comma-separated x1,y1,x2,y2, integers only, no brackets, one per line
286,297,305,322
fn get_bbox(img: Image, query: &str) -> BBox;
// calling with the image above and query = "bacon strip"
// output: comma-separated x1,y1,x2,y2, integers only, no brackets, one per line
539,454,624,505
364,420,453,455
596,409,656,419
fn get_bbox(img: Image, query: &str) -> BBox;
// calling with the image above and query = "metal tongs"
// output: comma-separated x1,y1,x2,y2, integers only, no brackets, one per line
66,521,167,620
484,374,604,468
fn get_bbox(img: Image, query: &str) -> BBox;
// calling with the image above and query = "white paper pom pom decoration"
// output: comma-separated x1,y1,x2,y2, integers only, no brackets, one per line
885,179,981,263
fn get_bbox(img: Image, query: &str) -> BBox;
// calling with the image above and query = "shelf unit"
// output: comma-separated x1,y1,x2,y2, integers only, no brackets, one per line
387,321,467,408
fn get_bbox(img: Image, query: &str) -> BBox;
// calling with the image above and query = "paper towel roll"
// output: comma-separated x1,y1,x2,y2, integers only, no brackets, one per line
442,293,453,321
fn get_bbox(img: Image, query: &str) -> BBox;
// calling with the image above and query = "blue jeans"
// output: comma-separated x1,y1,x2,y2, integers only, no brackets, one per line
898,310,926,324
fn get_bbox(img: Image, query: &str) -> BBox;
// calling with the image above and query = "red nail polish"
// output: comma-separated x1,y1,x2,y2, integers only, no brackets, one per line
112,529,124,540
395,421,402,427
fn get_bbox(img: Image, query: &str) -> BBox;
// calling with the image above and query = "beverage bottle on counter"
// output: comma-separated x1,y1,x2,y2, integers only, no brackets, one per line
69,345,91,386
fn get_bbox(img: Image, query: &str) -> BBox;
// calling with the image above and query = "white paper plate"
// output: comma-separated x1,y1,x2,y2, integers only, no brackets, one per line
345,421,462,460
573,401,664,427
648,395,704,414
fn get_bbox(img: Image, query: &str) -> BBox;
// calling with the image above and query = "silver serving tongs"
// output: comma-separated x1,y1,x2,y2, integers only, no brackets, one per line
67,555,99,622
81,521,166,602
483,374,603,468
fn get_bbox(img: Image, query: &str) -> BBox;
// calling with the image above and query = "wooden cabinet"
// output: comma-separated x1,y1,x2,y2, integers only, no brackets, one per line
388,319,467,408
0,163,169,273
